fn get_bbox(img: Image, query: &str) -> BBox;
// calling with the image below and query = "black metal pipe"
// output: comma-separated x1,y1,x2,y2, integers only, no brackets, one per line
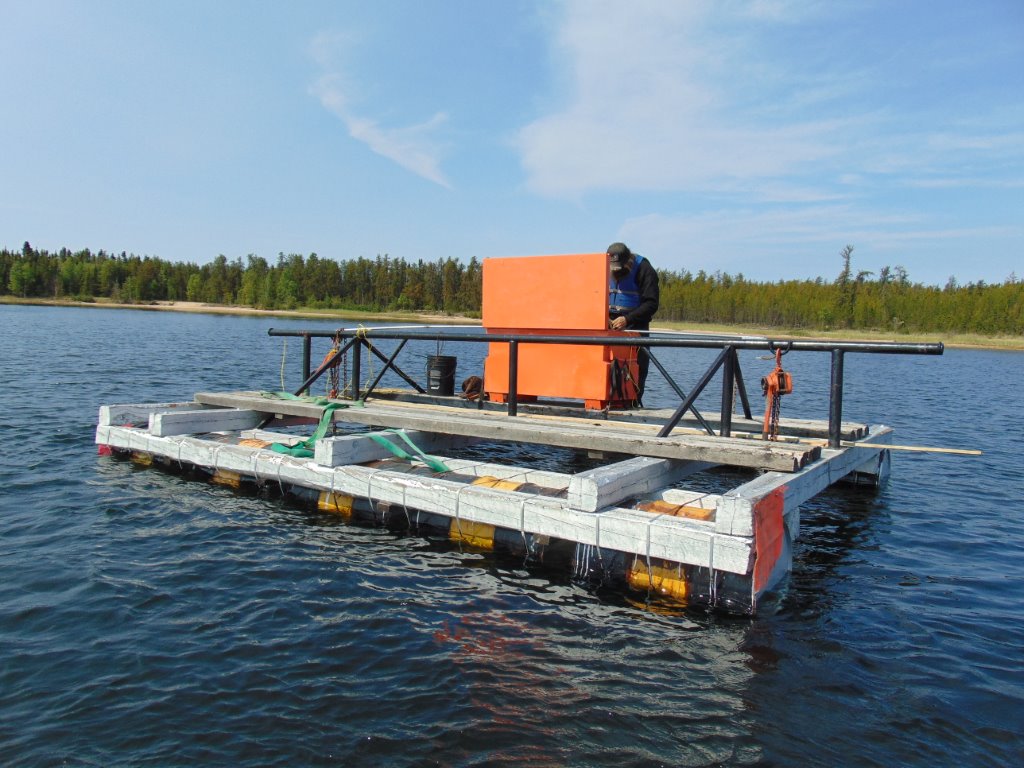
731,349,753,420
720,346,735,438
657,347,730,438
646,350,714,435
268,327,944,355
508,339,519,417
351,339,362,400
829,349,845,448
301,334,312,394
362,339,410,399
291,336,358,397
363,339,424,393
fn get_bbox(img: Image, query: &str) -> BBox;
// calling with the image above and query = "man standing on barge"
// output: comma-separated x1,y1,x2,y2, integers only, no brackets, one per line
607,242,659,404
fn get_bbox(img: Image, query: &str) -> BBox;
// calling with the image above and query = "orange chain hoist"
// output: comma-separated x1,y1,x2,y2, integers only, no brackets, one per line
761,347,793,440
322,334,342,399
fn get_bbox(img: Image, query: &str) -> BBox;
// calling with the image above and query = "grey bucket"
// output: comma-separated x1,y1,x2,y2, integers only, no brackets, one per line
426,355,457,396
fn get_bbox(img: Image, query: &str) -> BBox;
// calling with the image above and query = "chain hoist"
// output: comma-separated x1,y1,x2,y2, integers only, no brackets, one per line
324,333,342,399
761,347,793,440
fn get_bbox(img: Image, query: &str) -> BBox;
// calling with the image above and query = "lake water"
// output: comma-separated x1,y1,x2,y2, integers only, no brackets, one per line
1,304,1022,766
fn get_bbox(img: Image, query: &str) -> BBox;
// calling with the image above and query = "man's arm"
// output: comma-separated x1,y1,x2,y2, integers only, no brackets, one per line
626,260,659,327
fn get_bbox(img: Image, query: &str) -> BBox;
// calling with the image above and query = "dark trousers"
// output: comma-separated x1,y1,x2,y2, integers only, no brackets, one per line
636,346,649,404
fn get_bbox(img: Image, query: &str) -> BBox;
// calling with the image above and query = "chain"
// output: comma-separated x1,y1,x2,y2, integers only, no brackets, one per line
769,389,782,440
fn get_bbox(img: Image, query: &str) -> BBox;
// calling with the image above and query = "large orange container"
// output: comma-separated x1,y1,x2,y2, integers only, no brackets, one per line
482,253,639,409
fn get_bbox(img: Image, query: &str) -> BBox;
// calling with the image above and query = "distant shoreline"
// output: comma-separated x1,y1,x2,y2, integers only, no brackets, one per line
3,296,1021,350
0,297,481,326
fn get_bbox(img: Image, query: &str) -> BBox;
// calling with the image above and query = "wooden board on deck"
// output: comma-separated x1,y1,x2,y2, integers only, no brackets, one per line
194,391,821,472
368,390,868,440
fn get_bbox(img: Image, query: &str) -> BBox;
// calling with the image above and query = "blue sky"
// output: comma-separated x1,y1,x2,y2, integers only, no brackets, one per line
2,0,1022,285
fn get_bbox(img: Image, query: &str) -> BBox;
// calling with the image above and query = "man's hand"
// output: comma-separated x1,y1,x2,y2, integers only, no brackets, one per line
610,316,628,331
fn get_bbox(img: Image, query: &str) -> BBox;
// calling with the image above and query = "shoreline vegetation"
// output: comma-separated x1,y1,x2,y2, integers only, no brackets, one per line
4,244,1023,346
4,295,1021,351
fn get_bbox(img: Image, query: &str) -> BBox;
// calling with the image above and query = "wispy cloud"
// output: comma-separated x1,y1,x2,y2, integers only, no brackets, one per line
516,1,838,198
309,33,451,188
517,2,1023,202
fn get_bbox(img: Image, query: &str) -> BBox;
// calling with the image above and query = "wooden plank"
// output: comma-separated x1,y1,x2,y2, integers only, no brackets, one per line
98,401,202,427
370,390,868,440
715,425,894,537
149,408,265,436
314,430,476,467
436,459,571,490
239,429,307,445
567,456,713,512
356,404,821,472
96,424,755,574
194,391,820,472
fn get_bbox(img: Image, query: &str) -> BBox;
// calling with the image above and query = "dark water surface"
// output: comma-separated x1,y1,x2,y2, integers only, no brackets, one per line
1,304,1022,766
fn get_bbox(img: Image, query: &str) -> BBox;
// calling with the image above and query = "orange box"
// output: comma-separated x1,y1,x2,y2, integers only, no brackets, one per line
482,253,638,408
482,253,609,329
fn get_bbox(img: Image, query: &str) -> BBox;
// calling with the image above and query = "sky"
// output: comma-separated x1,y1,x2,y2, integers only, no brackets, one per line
2,0,1022,286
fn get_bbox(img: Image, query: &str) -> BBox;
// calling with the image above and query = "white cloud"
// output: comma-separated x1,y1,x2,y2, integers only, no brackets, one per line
344,110,451,189
516,1,838,198
309,35,451,189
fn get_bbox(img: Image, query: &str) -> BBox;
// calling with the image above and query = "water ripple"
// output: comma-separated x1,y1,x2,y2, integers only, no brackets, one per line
1,306,1023,766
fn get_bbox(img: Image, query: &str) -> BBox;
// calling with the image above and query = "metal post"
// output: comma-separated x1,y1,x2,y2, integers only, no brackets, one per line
829,348,845,448
720,346,735,437
301,334,312,394
508,340,519,417
351,339,362,401
731,349,753,420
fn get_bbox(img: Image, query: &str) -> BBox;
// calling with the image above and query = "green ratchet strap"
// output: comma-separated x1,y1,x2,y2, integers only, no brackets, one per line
259,391,358,459
256,392,449,472
367,429,451,473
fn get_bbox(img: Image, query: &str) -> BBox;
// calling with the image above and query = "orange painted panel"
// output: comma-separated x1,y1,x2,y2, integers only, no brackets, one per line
482,253,608,330
484,332,639,405
485,341,610,400
481,252,640,406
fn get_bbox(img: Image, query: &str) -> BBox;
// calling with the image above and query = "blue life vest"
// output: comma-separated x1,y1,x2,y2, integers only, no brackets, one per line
609,253,645,314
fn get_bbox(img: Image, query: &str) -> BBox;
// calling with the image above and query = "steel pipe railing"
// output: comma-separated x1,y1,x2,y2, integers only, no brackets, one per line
269,326,943,447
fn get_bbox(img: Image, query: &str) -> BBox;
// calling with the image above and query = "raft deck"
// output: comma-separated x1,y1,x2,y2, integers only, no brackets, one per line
96,391,892,614
96,326,943,614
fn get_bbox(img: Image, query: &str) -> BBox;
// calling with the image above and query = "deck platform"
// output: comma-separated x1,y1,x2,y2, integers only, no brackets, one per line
96,390,892,615
193,391,825,472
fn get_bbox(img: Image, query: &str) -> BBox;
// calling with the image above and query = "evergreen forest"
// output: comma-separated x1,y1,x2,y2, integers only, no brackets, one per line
2,242,1021,336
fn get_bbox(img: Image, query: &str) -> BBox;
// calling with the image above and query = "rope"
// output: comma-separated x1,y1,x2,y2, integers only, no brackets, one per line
327,333,341,399
279,338,288,391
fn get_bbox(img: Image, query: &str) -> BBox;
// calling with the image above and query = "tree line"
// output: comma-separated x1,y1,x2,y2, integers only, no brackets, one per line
1,243,481,315
2,242,1021,335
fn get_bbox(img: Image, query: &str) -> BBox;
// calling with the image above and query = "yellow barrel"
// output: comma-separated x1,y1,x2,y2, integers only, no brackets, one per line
627,558,689,603
449,519,496,549
318,491,354,520
211,469,242,488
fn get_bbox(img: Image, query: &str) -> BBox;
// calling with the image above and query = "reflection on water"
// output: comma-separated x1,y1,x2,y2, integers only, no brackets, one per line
1,304,1022,766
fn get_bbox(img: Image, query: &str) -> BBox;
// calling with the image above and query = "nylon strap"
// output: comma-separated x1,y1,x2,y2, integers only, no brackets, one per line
256,392,449,472
259,391,358,459
367,429,451,473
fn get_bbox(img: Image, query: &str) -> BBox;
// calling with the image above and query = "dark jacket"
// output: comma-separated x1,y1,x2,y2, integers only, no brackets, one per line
609,254,659,330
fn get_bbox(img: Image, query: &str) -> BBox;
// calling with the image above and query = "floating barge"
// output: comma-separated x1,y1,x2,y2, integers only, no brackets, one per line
95,254,944,614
